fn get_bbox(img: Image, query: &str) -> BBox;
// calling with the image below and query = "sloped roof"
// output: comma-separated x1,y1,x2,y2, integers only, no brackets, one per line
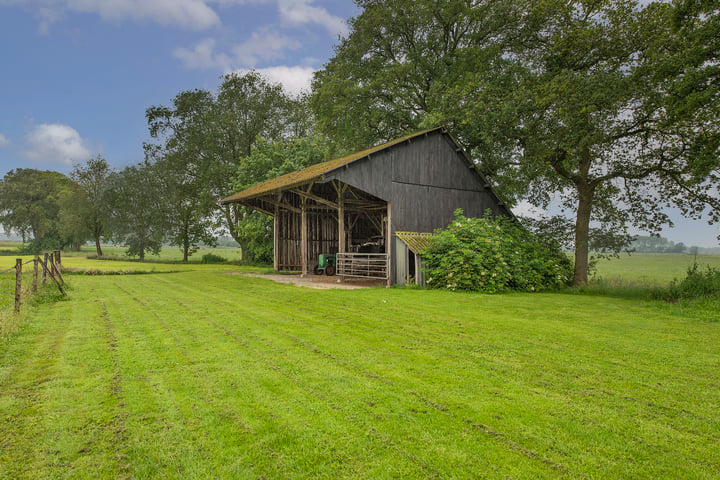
395,231,435,254
221,127,444,204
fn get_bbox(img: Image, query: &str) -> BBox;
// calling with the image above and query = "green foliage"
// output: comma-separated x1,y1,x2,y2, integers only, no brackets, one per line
664,263,720,302
200,253,227,264
104,163,168,261
68,155,114,256
311,0,720,286
0,169,82,252
226,135,335,264
145,71,314,258
423,210,572,292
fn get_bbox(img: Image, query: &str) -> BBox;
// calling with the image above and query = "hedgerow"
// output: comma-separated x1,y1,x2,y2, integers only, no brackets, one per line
423,210,572,292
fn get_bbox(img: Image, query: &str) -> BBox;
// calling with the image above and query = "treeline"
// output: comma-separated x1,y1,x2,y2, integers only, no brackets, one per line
632,236,691,254
631,236,720,254
0,0,717,280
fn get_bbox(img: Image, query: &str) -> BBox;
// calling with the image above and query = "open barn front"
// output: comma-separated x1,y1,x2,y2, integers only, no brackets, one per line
234,179,390,281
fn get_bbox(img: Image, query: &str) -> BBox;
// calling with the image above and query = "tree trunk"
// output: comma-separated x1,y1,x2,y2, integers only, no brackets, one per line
183,243,189,262
223,204,242,244
95,235,103,257
573,186,594,286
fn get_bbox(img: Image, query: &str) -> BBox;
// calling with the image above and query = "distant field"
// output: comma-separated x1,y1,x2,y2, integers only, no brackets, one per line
0,267,718,479
592,253,720,285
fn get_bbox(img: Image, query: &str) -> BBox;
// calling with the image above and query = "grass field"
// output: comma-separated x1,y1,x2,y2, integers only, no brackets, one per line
0,252,719,478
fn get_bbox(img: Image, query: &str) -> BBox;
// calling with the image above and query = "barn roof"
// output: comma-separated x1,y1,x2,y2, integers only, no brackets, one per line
221,127,445,204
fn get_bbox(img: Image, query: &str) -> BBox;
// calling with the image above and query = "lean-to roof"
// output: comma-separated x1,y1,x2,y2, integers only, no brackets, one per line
395,231,434,254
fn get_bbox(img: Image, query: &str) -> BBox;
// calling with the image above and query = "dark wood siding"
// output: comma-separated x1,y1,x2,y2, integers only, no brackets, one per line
327,130,508,234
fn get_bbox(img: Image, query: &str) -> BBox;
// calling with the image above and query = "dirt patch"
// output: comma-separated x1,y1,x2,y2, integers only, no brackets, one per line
234,273,387,290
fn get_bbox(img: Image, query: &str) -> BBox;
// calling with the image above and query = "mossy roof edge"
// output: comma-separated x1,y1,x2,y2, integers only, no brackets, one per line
220,127,444,204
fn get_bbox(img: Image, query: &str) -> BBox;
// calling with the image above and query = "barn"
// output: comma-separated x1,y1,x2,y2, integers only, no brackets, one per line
221,127,513,285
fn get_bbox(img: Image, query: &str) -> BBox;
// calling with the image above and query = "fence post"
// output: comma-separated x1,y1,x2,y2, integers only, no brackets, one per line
37,257,65,296
33,256,39,293
54,250,61,268
49,255,65,286
42,253,49,283
15,258,22,313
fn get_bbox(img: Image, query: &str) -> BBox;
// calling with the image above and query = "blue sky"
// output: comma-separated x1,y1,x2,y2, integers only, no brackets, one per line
0,0,718,247
0,0,357,173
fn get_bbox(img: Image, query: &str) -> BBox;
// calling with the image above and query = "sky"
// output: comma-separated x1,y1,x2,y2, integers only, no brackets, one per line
0,0,718,247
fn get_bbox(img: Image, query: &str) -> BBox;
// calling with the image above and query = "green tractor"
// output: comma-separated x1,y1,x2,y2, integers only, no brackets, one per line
314,253,336,276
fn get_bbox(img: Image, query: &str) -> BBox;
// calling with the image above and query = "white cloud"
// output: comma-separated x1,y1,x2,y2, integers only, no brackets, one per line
173,38,229,69
174,28,300,70
67,0,221,29
278,0,348,37
237,65,315,95
0,133,9,148
6,0,222,31
22,123,92,165
231,28,300,66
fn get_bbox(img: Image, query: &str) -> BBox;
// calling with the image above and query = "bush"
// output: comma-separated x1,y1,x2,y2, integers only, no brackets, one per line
663,263,720,302
423,210,573,293
200,253,228,264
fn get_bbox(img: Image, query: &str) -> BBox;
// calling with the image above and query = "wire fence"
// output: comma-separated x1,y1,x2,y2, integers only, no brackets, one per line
0,251,65,316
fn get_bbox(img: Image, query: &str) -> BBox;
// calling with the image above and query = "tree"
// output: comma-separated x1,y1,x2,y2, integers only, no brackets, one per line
69,155,113,256
145,71,306,258
156,152,220,261
146,90,219,261
453,0,719,285
105,163,168,261
0,168,79,252
312,0,720,286
310,0,512,152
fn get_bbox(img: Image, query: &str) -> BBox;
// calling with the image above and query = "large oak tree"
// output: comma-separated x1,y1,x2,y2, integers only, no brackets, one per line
312,0,720,285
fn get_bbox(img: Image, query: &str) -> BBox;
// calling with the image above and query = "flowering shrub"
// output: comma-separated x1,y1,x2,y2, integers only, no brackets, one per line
422,210,573,292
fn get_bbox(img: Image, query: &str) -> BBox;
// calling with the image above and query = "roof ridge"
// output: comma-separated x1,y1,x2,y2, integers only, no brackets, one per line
221,127,446,204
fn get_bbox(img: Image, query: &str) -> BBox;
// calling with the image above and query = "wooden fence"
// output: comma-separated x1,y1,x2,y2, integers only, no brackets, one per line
4,251,65,313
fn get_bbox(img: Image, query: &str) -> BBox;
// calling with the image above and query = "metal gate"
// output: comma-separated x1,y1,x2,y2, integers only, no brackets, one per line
336,253,389,280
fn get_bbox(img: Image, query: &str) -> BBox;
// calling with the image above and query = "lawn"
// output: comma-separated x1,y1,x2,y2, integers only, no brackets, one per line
0,255,719,479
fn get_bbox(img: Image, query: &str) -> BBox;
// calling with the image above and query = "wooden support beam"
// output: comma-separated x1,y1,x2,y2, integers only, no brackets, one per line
254,197,300,214
273,199,279,272
386,203,392,287
338,190,346,255
301,198,308,277
291,188,339,210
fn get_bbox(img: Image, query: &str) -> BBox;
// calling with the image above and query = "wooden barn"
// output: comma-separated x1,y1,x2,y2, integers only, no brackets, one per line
221,127,513,285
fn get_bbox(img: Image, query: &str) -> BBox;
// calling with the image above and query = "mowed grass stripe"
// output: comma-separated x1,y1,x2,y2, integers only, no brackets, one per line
143,270,716,476
145,271,719,477
0,295,128,479
106,274,532,477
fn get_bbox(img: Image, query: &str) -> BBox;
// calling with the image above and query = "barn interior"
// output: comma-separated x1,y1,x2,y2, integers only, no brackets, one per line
236,179,390,278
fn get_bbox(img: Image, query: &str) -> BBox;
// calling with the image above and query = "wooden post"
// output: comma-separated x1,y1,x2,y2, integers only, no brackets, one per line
33,256,39,293
38,257,65,296
386,203,392,288
273,200,280,272
42,253,48,283
49,254,65,286
338,190,346,254
54,250,61,268
301,199,308,277
14,258,22,313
